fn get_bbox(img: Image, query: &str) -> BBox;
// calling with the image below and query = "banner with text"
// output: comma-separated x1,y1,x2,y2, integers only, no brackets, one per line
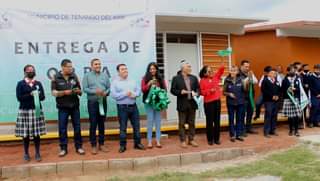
0,9,156,122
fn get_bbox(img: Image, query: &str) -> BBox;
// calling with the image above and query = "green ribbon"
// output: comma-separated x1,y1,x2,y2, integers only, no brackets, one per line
145,86,170,111
98,97,106,116
217,48,232,57
287,87,298,106
249,82,255,110
32,89,41,119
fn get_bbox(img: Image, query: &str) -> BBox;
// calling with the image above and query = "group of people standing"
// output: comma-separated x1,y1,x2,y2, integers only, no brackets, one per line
15,57,320,162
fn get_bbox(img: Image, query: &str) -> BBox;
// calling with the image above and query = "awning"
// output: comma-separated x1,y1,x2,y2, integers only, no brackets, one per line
156,12,267,34
246,21,320,38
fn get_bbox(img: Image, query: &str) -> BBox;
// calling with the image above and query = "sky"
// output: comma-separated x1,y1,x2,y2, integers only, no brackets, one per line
0,0,319,23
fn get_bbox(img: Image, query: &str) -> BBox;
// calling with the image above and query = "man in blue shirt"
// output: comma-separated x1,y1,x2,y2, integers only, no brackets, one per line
111,64,145,153
83,58,110,155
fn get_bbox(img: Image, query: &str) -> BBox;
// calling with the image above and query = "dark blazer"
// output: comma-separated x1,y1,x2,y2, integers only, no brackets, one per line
16,80,45,109
282,75,300,100
261,77,281,102
170,73,199,111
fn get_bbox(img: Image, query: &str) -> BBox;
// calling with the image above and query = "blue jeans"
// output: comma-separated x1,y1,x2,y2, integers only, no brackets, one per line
58,107,83,150
227,104,244,137
310,96,320,125
145,104,161,143
117,104,141,147
264,101,278,134
88,99,106,147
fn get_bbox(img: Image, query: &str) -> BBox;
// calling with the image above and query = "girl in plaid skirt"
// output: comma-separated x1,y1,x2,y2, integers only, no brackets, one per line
15,65,46,162
281,65,302,136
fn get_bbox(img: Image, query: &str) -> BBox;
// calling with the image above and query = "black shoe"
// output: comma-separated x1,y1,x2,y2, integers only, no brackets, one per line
308,123,314,128
119,146,126,153
134,144,145,150
35,153,42,162
214,141,221,145
264,134,271,138
24,154,30,162
289,131,293,136
230,137,236,142
208,141,214,145
269,132,279,136
236,137,244,141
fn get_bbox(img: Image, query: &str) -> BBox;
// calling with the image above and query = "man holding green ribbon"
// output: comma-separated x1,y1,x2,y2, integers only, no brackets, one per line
239,60,258,136
83,58,110,155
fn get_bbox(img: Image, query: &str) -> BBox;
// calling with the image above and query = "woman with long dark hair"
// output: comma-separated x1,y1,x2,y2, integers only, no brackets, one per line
141,62,166,148
199,61,225,145
15,64,46,162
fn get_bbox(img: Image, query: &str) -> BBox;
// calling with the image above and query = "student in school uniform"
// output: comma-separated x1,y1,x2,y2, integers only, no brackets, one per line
261,67,281,138
282,65,302,136
15,64,46,162
308,64,320,127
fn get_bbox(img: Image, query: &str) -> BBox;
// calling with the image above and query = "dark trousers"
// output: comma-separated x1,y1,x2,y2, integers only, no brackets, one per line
289,116,300,133
204,100,221,143
244,100,254,132
310,97,320,125
264,101,278,135
255,95,264,118
227,104,244,137
117,104,141,147
88,99,107,147
58,107,83,151
178,107,196,142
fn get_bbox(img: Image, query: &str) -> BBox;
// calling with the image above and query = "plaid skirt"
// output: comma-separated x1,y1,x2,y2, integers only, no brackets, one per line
282,99,302,118
15,109,46,137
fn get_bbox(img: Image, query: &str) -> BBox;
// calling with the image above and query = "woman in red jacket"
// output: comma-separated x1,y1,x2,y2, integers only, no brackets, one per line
199,62,225,145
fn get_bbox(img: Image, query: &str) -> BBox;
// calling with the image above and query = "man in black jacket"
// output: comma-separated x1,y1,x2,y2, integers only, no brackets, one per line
51,59,85,157
261,67,281,138
170,60,200,148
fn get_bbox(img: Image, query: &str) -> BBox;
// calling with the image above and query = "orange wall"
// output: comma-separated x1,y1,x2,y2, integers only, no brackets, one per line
231,30,320,95
231,30,320,78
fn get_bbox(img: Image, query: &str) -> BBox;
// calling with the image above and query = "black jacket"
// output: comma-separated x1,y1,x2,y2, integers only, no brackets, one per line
281,76,300,100
170,73,199,111
51,71,81,109
261,78,281,102
223,75,246,106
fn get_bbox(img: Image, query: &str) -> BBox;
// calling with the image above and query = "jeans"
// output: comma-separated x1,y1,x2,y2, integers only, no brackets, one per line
88,99,107,147
244,100,254,132
227,104,244,137
145,104,162,143
117,104,141,147
58,107,83,150
204,100,221,143
264,101,278,134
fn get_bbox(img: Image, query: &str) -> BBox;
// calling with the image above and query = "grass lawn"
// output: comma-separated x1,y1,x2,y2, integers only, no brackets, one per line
107,146,320,181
